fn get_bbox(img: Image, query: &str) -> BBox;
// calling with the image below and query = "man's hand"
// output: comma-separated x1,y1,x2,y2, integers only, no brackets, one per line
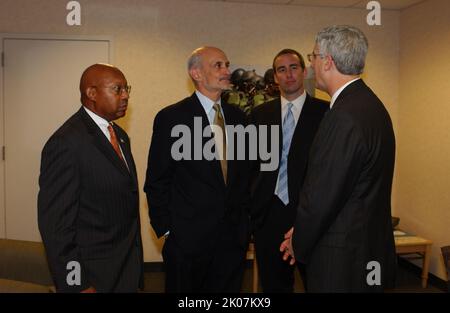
280,227,296,265
81,286,96,293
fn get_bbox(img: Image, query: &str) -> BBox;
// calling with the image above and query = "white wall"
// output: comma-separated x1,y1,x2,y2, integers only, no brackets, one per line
0,0,400,262
397,0,450,280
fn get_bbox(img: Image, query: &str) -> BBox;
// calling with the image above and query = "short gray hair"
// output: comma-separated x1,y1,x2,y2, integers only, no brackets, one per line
187,47,204,71
316,25,368,75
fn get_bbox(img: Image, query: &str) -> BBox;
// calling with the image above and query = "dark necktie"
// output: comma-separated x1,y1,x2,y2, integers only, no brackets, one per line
213,103,227,184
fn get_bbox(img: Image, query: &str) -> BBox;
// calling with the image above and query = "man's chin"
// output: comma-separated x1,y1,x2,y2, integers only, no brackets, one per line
116,111,126,119
222,85,232,91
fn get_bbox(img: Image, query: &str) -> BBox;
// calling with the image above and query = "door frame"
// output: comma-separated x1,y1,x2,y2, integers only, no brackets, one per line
0,33,114,238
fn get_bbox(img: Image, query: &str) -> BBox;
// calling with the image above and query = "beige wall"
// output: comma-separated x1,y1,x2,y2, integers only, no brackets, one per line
397,0,450,280
0,0,400,263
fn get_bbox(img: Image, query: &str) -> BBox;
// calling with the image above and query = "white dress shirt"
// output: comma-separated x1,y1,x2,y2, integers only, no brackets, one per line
280,90,306,126
195,90,227,126
83,106,128,168
195,90,228,143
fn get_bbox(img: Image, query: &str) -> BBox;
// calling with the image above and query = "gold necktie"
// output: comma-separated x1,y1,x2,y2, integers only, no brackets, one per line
213,103,227,184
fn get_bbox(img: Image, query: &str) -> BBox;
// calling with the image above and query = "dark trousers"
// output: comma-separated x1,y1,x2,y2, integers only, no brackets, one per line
254,196,307,292
162,223,246,293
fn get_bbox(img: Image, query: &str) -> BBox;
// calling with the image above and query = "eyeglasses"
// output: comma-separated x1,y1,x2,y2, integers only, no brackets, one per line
307,52,324,62
94,85,131,95
109,85,131,95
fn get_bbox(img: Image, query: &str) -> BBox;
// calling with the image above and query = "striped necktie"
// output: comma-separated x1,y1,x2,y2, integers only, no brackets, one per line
275,103,295,205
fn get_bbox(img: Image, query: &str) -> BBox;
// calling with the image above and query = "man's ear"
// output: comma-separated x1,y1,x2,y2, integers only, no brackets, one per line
324,55,334,71
86,86,97,101
189,67,202,83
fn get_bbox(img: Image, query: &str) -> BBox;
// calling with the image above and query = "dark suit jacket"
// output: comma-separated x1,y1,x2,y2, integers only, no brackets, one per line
249,94,329,231
38,107,144,292
292,79,397,292
144,93,250,256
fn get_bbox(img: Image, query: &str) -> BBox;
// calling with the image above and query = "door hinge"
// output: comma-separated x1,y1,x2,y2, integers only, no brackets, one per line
1,51,4,67
2,146,5,161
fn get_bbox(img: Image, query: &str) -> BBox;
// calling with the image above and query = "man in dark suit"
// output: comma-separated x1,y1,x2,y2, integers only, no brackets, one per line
280,25,397,292
249,49,328,292
38,64,144,293
144,46,250,292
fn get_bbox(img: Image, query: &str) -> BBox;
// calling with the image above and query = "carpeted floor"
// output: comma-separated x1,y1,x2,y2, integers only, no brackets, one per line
142,259,445,293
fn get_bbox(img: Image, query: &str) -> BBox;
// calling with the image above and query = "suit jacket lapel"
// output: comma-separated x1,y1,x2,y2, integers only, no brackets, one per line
273,98,283,169
259,99,282,180
190,93,226,188
221,103,238,187
112,123,137,183
79,108,131,177
287,94,314,196
290,94,313,148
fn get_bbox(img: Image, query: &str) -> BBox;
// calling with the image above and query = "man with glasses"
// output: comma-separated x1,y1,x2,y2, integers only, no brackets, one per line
249,49,328,292
281,25,397,292
38,63,144,292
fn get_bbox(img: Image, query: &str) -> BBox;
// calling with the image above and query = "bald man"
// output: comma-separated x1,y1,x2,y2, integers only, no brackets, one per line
38,64,144,292
144,47,250,292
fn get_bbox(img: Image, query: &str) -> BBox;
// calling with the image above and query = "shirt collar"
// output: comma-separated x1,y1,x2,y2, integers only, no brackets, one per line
330,77,360,109
83,106,110,130
281,90,306,113
195,90,221,115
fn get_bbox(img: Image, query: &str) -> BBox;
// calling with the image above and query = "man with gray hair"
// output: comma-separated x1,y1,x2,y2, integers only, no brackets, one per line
144,46,250,292
280,25,397,292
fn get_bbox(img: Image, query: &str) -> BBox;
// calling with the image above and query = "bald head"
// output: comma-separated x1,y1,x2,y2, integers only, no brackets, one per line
80,64,124,100
187,46,226,72
187,46,231,101
80,63,130,121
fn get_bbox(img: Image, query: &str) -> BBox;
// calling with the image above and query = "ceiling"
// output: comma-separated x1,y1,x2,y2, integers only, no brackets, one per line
198,0,427,10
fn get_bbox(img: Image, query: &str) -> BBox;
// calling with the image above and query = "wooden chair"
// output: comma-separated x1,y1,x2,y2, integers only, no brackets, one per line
441,246,450,292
